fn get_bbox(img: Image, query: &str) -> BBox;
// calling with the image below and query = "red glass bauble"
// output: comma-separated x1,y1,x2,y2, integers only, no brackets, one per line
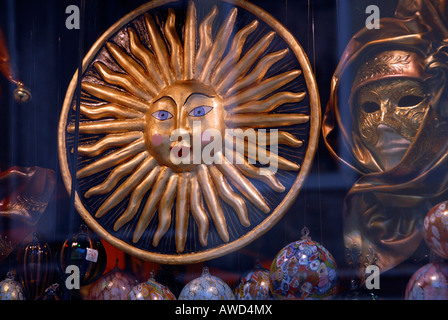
405,262,448,300
423,201,448,259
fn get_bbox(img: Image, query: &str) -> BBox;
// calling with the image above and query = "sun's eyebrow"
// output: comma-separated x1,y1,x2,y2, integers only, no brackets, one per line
184,93,215,105
153,96,176,106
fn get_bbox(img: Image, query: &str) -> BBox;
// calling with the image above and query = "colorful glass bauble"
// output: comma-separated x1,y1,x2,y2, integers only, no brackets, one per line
87,266,137,300
19,233,53,300
178,267,235,300
127,273,176,300
36,284,61,300
423,201,448,259
234,262,271,300
58,224,107,286
269,229,339,300
405,262,448,300
0,271,26,300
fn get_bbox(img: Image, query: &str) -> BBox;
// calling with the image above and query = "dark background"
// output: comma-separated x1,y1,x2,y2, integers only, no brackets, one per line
0,0,432,300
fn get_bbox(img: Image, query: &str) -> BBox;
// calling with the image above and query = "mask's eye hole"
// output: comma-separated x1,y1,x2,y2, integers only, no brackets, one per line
152,110,173,121
398,95,424,107
361,102,380,113
189,106,213,117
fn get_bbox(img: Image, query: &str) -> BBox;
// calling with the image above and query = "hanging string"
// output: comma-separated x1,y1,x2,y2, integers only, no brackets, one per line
336,0,340,36
284,0,290,245
24,20,34,167
311,1,324,245
6,0,17,167
306,0,324,244
65,0,86,301
55,33,63,253
68,0,86,238
31,19,37,167
303,0,310,234
311,1,316,73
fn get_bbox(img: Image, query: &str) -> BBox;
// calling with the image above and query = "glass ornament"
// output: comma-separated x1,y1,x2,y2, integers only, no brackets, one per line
234,262,271,300
58,224,107,286
178,267,235,300
127,272,176,300
0,271,26,300
405,261,448,300
87,265,137,300
269,228,339,300
423,201,448,259
19,233,53,300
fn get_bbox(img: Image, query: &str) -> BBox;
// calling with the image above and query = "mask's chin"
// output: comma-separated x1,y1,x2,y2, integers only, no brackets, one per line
367,124,411,171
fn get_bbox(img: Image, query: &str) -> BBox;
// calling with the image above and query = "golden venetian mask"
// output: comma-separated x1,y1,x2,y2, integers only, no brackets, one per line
350,50,430,171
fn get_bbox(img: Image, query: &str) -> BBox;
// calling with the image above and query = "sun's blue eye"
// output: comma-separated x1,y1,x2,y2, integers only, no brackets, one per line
189,106,213,117
152,110,173,121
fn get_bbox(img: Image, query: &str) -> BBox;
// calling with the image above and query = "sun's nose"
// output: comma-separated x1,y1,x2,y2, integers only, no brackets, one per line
176,107,191,132
171,128,191,144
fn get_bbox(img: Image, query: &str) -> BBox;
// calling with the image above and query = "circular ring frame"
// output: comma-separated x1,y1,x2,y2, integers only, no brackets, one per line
58,0,321,264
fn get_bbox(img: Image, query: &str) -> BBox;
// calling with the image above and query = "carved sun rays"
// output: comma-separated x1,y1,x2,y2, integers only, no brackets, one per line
68,2,309,253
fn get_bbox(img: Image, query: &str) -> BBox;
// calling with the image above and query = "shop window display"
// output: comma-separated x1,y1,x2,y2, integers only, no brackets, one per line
0,0,447,305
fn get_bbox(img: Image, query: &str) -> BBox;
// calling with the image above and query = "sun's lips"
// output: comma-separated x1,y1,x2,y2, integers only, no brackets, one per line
170,145,191,158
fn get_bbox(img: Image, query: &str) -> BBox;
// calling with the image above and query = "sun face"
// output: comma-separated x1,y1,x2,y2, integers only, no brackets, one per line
145,81,225,172
59,0,320,263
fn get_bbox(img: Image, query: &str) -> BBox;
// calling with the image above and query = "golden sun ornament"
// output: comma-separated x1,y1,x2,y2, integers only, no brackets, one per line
58,0,320,264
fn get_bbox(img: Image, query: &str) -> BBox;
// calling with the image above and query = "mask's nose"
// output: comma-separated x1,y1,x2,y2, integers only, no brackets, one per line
380,99,392,122
378,100,401,131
